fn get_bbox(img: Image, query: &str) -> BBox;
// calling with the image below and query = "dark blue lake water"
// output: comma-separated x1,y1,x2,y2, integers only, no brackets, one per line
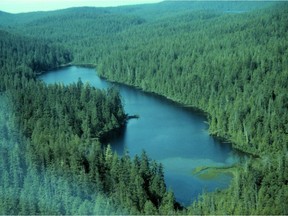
40,66,242,205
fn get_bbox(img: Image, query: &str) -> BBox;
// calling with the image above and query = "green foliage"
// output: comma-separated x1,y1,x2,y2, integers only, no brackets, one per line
1,1,288,214
96,4,288,157
0,22,172,214
189,155,288,215
0,30,71,74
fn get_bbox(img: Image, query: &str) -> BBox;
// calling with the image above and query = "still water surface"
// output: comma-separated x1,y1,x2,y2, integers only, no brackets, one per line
40,66,242,205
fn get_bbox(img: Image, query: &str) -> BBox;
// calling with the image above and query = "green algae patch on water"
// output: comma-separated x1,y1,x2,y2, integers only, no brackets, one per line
192,165,238,180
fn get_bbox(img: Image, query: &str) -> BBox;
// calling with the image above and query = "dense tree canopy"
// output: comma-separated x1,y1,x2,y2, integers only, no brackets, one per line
0,1,287,214
0,21,175,214
96,4,288,156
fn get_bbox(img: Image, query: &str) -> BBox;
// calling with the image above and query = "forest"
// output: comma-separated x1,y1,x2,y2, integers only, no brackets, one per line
0,1,288,214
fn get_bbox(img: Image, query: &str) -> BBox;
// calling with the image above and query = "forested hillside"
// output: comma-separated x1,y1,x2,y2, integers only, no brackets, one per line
1,1,288,214
96,4,288,213
0,29,71,89
0,23,176,214
99,3,288,156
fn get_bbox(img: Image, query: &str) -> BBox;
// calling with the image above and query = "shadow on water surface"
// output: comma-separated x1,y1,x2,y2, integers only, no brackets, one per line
100,125,127,156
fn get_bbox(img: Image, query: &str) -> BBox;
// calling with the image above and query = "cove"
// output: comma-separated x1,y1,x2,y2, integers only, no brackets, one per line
40,66,243,206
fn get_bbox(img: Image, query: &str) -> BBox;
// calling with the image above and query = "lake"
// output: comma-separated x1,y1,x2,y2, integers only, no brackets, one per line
40,66,243,206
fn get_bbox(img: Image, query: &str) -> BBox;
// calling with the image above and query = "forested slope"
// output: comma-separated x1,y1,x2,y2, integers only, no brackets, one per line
96,5,288,213
0,25,176,214
101,4,288,156
1,1,288,214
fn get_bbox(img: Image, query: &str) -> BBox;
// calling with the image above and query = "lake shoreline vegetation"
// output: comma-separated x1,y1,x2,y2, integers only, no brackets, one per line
0,30,181,215
0,1,288,214
97,67,259,158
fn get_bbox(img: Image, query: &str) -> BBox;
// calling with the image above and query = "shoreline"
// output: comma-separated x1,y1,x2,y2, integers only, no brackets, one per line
98,73,255,158
40,63,255,158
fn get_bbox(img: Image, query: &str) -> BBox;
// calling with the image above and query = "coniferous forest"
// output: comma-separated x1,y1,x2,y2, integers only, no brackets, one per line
0,1,288,214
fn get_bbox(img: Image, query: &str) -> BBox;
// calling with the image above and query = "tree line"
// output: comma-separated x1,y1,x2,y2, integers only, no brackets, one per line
0,26,178,214
1,1,287,214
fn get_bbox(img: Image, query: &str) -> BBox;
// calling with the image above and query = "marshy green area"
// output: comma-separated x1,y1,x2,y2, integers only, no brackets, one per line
192,165,237,180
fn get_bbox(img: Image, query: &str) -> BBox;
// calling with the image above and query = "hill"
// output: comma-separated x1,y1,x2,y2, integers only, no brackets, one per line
0,1,287,214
